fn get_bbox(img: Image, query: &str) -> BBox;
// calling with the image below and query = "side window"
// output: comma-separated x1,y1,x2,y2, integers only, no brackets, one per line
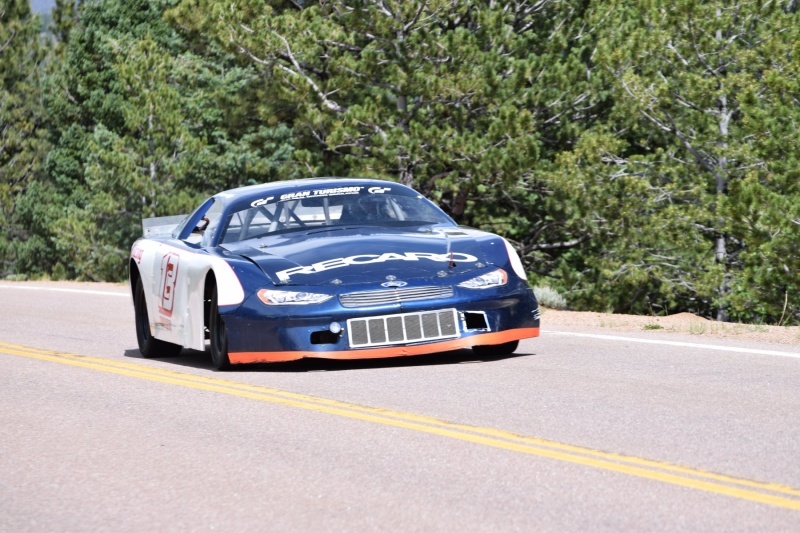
199,200,225,246
182,199,223,246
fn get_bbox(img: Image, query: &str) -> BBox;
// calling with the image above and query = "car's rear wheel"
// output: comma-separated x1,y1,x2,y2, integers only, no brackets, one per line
472,340,519,357
134,277,182,358
209,285,231,370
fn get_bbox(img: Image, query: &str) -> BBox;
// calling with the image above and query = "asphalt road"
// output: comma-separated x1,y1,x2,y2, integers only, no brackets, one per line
2,281,800,531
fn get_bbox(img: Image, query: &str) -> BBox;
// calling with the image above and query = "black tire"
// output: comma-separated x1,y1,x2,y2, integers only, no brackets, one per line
209,285,231,370
134,277,183,358
472,340,519,357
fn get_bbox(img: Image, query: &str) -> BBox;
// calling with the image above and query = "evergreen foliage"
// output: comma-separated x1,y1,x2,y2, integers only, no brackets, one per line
17,0,295,280
0,0,50,276
1,0,798,325
592,0,800,322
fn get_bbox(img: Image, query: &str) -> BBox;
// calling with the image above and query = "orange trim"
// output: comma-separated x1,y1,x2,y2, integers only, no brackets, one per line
229,327,539,364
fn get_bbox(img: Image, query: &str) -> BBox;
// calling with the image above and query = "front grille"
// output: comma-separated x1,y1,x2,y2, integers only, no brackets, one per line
339,286,454,308
347,309,459,348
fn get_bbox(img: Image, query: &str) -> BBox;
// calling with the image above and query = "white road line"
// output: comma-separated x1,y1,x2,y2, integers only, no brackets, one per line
2,283,797,359
542,330,800,359
0,284,128,298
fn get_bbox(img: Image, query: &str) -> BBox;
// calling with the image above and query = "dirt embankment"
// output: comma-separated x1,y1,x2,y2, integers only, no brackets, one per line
542,309,800,346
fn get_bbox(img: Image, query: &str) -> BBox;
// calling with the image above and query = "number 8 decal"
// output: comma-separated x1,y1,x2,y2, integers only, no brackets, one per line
159,252,180,317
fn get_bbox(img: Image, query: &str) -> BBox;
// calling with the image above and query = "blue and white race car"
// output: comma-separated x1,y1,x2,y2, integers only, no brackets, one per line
129,178,540,369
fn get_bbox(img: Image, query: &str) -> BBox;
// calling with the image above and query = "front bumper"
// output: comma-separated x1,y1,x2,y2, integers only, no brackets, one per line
221,286,540,364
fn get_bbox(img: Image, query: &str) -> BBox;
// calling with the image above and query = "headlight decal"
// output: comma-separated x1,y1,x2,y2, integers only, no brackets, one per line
458,269,508,289
257,289,333,305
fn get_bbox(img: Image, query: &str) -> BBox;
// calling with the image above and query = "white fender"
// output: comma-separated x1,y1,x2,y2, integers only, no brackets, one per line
132,240,244,350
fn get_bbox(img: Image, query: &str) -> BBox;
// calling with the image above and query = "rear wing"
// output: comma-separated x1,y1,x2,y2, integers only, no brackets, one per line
142,215,187,238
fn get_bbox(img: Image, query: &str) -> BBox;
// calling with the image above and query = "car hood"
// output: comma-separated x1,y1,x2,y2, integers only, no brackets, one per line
221,227,499,286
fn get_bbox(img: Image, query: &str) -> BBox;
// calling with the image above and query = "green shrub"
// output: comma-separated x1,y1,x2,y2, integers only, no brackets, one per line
534,285,568,310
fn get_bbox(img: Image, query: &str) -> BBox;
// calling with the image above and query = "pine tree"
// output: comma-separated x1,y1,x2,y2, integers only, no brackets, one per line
0,0,50,277
175,1,631,307
52,0,79,50
23,0,295,280
588,0,800,322
179,0,555,216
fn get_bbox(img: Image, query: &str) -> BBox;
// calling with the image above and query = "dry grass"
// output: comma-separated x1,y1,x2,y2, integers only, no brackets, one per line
541,309,800,346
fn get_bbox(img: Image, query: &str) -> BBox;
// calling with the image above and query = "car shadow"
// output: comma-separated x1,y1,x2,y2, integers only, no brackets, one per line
123,347,533,372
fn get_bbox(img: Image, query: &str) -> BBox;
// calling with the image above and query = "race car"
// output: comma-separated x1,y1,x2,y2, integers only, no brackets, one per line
129,178,540,369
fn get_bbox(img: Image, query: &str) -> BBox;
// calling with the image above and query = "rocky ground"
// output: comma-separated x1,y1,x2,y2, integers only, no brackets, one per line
542,309,800,346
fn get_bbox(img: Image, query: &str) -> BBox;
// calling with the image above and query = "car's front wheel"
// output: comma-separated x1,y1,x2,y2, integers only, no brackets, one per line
209,285,231,370
472,340,519,357
134,277,182,358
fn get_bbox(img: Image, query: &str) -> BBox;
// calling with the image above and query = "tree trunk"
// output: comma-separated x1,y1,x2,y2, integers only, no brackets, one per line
714,13,730,322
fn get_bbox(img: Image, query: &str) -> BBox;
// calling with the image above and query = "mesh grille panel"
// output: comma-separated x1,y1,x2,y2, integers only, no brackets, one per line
439,310,457,336
347,309,460,348
404,315,422,341
350,320,369,346
422,313,439,337
368,318,386,344
386,316,405,342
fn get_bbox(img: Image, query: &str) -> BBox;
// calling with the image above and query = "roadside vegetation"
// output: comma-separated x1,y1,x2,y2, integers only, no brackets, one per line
2,0,799,325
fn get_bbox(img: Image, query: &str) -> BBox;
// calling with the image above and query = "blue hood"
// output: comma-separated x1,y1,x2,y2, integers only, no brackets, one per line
221,227,499,286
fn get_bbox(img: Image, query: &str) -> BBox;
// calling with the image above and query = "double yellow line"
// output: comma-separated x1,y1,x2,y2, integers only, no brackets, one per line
4,341,800,511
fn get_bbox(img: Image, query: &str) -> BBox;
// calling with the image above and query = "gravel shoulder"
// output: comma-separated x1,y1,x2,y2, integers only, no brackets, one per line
542,308,800,346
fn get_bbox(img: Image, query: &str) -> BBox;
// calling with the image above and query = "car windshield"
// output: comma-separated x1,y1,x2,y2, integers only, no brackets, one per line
218,190,453,244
